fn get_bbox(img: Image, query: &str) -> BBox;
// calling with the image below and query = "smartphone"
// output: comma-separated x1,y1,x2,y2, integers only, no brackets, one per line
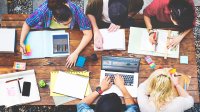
22,81,31,96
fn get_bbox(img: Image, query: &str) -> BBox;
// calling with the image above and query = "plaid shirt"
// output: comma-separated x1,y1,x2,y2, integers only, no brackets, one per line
26,0,91,30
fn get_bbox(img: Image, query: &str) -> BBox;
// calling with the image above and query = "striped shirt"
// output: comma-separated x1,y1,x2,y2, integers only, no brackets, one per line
26,0,91,30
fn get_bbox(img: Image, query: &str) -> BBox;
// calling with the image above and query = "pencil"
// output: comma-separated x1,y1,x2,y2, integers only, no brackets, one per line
5,77,23,83
18,79,21,93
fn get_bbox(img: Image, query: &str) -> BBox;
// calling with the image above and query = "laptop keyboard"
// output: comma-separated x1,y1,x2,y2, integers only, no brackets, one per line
105,73,134,86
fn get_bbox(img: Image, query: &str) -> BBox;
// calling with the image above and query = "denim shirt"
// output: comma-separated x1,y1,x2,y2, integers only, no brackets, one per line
77,103,139,112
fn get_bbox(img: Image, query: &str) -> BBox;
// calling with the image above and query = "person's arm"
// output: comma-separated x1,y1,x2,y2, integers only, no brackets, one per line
144,15,156,45
66,29,92,68
114,75,135,105
80,76,112,105
20,22,31,54
167,29,192,48
87,14,103,50
170,74,190,97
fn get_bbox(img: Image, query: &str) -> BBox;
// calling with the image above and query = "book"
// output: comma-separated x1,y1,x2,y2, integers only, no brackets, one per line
128,27,179,58
94,29,126,51
0,28,16,53
0,70,40,107
22,30,70,59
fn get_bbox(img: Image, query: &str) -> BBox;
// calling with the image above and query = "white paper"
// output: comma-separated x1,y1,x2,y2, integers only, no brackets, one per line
0,70,40,107
94,29,125,51
53,71,89,99
0,29,15,53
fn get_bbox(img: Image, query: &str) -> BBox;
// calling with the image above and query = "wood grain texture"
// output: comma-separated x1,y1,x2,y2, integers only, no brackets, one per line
0,15,199,104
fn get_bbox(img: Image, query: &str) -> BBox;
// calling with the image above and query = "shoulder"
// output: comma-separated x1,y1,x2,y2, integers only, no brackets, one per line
76,103,94,112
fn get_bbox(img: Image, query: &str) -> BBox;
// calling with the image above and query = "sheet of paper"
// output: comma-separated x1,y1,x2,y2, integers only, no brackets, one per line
0,70,40,107
94,29,125,51
53,71,89,99
53,96,76,106
0,29,15,53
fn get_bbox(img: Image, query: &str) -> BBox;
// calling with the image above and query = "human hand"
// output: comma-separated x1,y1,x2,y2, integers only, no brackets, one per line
167,35,183,49
114,75,125,90
148,33,156,45
101,76,112,92
94,30,103,50
20,43,27,55
169,73,179,86
65,52,79,68
108,23,120,32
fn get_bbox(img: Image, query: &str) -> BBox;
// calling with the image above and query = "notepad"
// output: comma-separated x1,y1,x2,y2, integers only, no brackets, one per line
53,71,89,99
0,29,16,53
94,29,125,51
128,27,179,58
22,30,70,59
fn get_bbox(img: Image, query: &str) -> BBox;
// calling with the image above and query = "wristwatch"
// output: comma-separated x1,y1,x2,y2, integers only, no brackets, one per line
96,86,103,95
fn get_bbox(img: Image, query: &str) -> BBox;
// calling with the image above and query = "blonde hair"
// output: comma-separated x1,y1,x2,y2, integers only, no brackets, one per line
147,68,175,111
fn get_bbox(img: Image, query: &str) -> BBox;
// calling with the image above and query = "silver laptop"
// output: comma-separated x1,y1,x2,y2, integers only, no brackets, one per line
100,56,140,97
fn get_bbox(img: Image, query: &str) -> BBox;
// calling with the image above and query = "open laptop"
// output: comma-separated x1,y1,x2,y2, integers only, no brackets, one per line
100,56,140,97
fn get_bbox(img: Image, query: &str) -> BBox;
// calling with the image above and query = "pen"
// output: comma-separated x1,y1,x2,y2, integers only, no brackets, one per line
153,32,158,51
184,79,187,90
5,77,23,83
18,79,21,93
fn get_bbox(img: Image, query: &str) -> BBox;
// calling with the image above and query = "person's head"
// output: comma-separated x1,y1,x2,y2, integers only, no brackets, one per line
108,0,128,25
47,0,66,10
95,93,122,112
128,0,144,16
47,0,72,25
147,69,174,110
168,0,195,32
51,4,72,25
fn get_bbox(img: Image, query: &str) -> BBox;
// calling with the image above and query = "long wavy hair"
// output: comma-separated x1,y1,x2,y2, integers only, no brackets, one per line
147,68,175,111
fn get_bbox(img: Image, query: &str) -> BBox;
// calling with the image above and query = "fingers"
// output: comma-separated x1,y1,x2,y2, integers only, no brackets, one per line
20,46,26,55
65,57,74,68
108,24,120,32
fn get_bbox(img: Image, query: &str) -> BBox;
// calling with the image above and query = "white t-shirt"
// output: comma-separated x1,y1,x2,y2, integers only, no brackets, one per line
137,80,194,112
102,0,111,23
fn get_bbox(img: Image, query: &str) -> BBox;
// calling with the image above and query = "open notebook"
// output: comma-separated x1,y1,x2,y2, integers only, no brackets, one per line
22,30,70,59
0,70,40,107
94,29,125,51
128,27,179,58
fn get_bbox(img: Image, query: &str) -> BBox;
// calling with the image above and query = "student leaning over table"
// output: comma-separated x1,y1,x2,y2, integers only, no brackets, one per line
86,0,143,50
144,0,196,49
77,75,139,112
19,0,92,68
137,68,194,112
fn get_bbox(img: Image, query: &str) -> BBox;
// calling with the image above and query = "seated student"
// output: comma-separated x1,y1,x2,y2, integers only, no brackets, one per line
77,75,139,112
86,0,143,50
20,0,92,68
137,68,194,112
144,0,196,48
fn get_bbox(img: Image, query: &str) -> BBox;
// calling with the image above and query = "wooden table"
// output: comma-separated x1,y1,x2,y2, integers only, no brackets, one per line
0,14,199,105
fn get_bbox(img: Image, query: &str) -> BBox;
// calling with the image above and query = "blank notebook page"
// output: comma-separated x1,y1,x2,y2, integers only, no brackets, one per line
53,71,89,99
0,29,15,53
94,29,125,50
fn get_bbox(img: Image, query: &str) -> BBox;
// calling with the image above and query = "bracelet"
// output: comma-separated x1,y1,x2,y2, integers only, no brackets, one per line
149,31,154,36
148,28,153,32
